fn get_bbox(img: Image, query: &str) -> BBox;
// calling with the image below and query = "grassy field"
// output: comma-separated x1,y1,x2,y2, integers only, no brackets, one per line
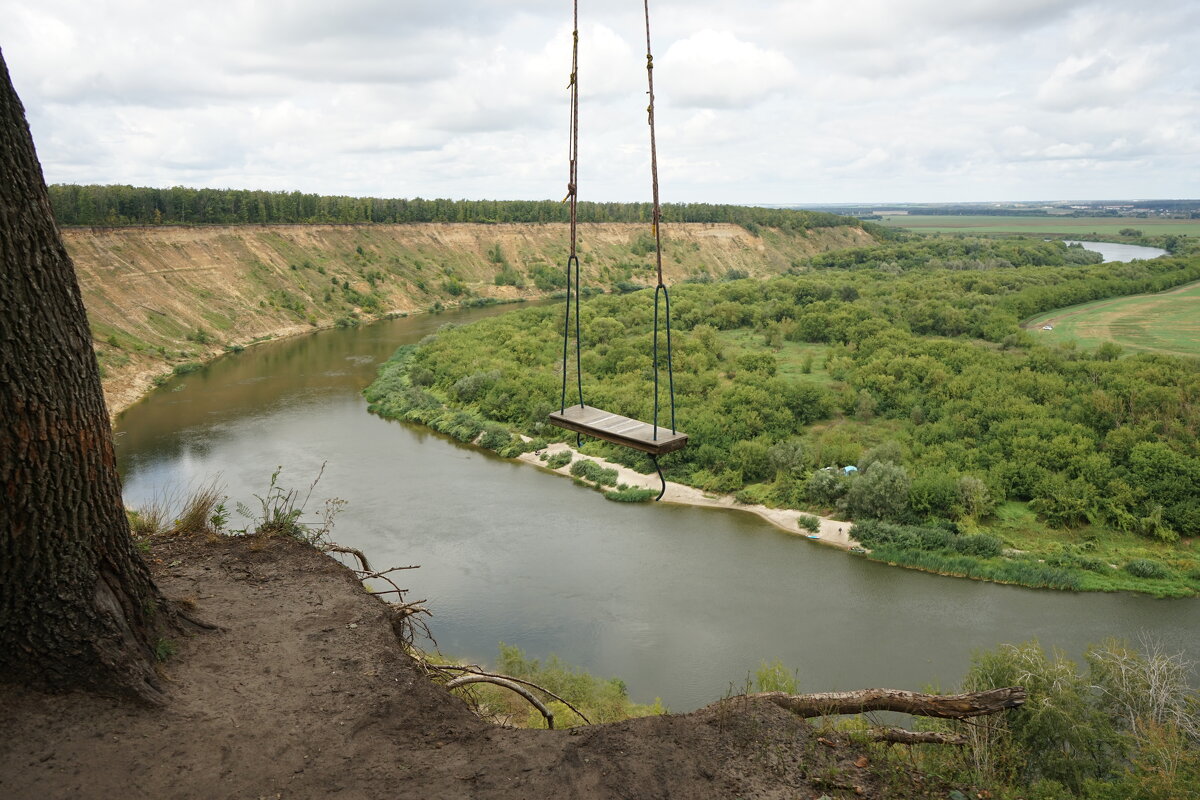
1024,280,1200,358
877,214,1200,237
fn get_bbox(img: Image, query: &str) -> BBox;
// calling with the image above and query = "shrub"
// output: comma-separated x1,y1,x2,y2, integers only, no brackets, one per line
478,425,511,451
1124,559,1170,580
796,514,821,534
605,486,656,503
734,483,772,505
570,458,619,487
545,451,572,470
956,533,1004,558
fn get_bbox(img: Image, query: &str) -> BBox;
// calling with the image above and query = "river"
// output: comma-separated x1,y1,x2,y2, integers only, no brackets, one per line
115,303,1200,710
1065,240,1168,263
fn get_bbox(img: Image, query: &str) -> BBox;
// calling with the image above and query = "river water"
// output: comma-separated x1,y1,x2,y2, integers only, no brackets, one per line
1065,240,1168,263
115,303,1199,710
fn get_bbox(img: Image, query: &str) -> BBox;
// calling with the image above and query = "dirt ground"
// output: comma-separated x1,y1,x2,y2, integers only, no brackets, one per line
0,535,899,800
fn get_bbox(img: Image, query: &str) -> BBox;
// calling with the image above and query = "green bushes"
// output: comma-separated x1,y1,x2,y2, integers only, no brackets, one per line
1124,559,1171,579
955,640,1200,797
570,459,619,487
604,486,657,503
541,451,573,470
796,514,821,534
477,424,512,452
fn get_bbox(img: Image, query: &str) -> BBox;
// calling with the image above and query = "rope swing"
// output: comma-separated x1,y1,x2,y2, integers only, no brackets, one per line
548,0,688,501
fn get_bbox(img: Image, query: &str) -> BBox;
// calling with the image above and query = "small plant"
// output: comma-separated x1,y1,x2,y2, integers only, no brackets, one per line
235,463,345,546
154,638,177,662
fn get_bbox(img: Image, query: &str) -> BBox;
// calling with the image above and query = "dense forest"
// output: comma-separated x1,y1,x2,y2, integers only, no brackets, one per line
47,183,861,231
366,237,1200,595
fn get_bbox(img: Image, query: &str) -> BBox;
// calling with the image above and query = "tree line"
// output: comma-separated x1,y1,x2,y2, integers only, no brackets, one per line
46,183,857,231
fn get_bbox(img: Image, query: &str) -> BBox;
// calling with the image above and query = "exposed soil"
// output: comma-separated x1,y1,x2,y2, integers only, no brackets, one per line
63,222,876,416
0,535,897,800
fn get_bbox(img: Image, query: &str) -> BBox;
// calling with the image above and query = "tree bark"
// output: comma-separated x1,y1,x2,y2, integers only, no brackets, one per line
0,49,170,702
743,687,1026,720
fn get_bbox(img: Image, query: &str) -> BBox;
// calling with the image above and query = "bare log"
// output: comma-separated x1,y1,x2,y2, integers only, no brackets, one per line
445,674,556,729
746,686,1025,720
868,728,968,746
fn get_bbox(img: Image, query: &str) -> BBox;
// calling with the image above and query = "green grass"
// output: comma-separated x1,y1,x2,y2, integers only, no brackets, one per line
970,502,1200,597
1024,280,1200,358
714,330,834,385
877,215,1200,237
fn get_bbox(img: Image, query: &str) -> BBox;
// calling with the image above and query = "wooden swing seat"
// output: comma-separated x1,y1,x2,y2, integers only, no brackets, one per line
549,405,688,456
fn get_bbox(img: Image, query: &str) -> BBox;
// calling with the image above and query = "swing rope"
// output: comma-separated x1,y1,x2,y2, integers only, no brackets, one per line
554,0,683,500
559,2,584,447
643,0,677,444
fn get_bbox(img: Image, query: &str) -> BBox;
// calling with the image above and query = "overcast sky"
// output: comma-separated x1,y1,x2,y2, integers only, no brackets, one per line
3,0,1198,204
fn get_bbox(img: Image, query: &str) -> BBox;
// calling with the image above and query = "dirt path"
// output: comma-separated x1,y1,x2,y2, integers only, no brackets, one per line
0,535,886,799
518,443,858,550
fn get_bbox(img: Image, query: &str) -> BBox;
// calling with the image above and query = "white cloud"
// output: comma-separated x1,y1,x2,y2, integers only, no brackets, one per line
659,29,797,109
1,0,1197,202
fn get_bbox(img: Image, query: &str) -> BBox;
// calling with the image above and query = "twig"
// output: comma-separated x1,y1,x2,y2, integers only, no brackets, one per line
322,544,371,572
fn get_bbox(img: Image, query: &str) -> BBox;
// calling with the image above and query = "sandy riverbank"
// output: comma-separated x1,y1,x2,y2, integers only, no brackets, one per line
517,442,861,551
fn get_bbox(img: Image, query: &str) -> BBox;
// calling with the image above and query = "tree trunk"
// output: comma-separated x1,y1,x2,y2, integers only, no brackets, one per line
740,687,1026,719
0,49,170,702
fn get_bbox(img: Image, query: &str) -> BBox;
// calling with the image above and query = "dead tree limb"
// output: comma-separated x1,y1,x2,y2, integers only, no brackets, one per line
435,665,592,726
744,687,1025,720
868,728,968,746
445,674,556,729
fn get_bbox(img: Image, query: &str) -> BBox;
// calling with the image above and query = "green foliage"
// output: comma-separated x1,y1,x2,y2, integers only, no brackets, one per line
1124,559,1171,579
233,464,345,545
796,513,821,533
753,659,799,693
49,184,861,231
490,643,666,727
957,640,1200,797
543,451,573,470
185,327,213,345
570,459,619,487
171,361,202,376
805,469,848,506
844,461,911,521
604,486,657,503
365,242,1200,594
477,424,512,452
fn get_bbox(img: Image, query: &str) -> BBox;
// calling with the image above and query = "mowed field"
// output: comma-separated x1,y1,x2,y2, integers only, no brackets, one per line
1024,280,1200,358
877,214,1200,236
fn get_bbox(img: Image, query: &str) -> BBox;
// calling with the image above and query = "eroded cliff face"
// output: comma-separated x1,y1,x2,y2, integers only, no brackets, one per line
65,222,875,415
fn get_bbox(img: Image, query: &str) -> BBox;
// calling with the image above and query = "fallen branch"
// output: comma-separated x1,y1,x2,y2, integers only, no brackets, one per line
868,727,968,746
743,687,1025,720
435,665,592,726
445,674,556,729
